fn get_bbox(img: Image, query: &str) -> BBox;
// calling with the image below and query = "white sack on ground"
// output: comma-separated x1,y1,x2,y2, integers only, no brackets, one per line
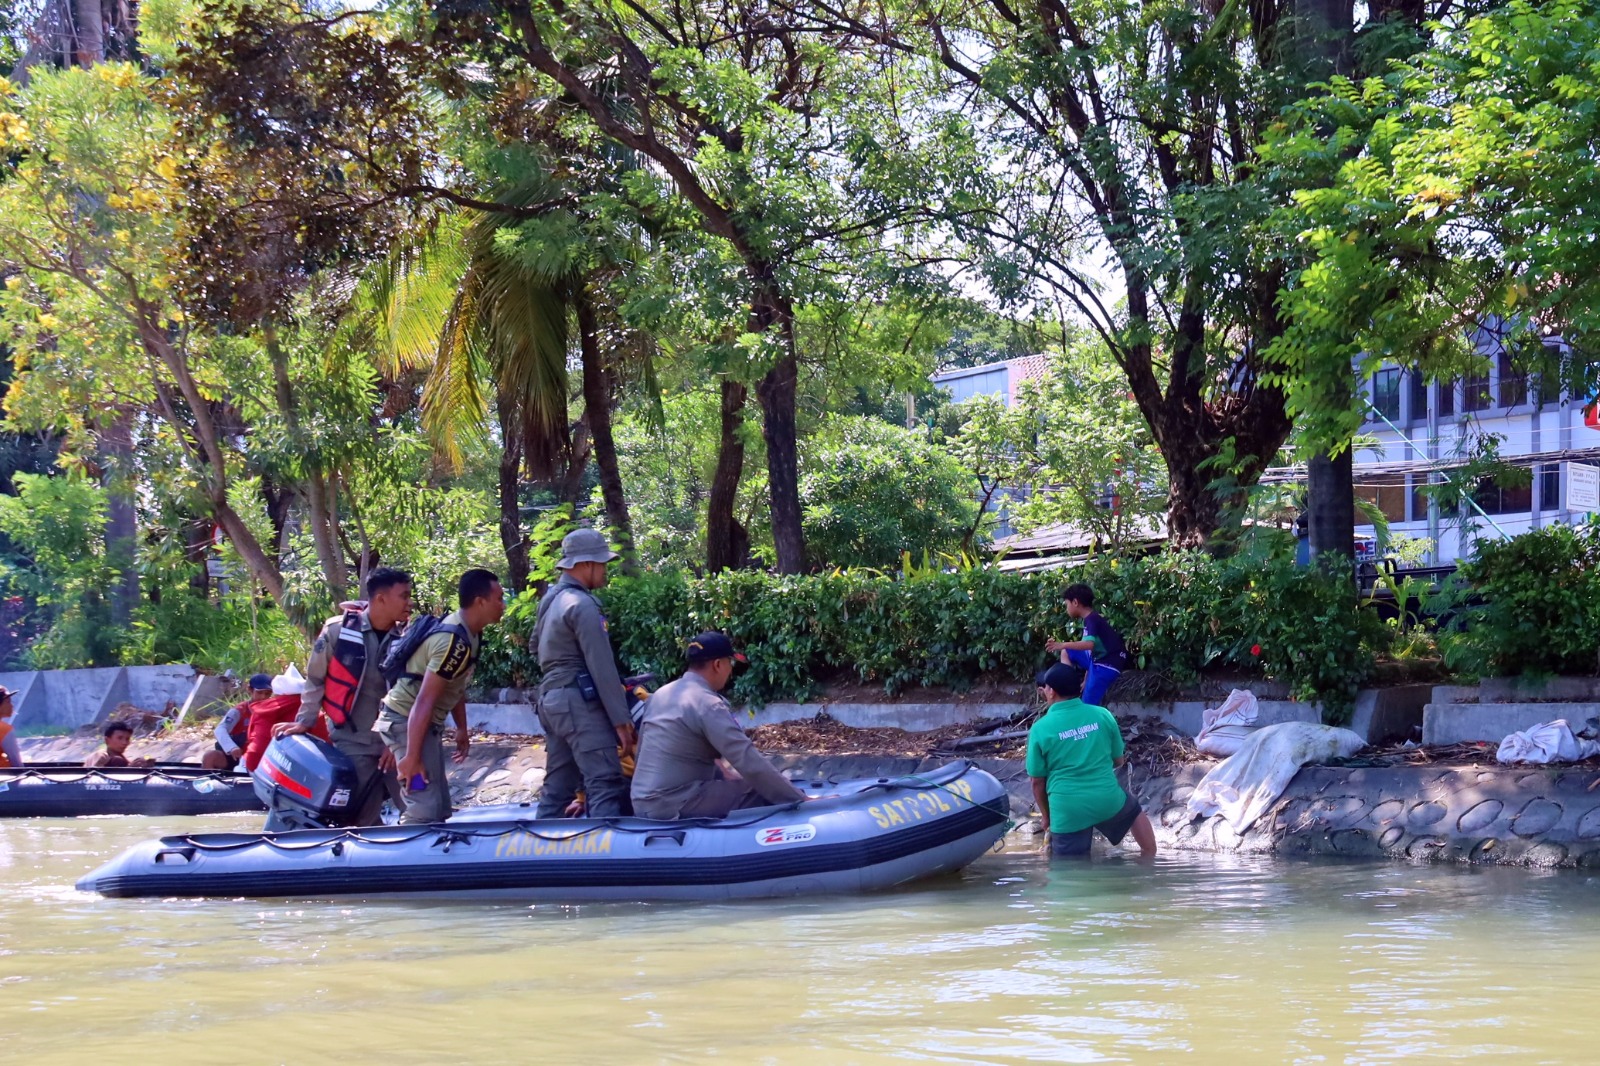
271,664,307,696
1496,720,1600,765
1187,721,1366,832
1194,688,1259,757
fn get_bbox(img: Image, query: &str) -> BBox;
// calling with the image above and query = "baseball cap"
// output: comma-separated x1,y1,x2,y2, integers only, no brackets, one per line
1040,663,1084,699
248,673,272,690
685,631,747,665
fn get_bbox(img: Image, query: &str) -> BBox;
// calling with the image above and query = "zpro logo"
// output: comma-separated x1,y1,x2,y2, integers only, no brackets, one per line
756,823,816,847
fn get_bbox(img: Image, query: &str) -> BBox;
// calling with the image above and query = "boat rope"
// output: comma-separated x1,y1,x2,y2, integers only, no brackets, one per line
0,767,237,787
169,768,1006,853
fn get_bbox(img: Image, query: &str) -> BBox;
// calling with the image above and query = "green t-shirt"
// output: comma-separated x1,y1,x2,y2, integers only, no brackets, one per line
380,611,480,728
1025,699,1127,833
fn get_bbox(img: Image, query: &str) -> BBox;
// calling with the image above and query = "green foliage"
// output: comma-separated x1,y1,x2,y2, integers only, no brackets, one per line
799,417,975,569
1442,523,1600,678
949,340,1166,547
1265,0,1600,449
0,473,126,667
478,553,1378,716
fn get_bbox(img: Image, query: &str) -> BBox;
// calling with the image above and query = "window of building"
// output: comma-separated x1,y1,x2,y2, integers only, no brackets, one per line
1372,368,1401,422
1539,463,1561,512
1356,482,1407,523
1473,467,1534,515
1439,379,1456,417
1408,373,1429,423
1464,369,1493,412
1497,352,1528,408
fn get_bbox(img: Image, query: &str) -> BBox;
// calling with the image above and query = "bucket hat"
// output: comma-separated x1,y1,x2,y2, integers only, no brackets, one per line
557,528,620,570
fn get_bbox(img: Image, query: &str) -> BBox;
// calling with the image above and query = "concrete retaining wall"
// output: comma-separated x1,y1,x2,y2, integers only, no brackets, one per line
1422,703,1600,746
7,665,208,732
1129,761,1600,868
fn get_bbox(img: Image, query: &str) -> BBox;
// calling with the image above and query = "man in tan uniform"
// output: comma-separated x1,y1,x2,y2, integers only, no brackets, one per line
373,568,505,824
631,632,808,819
275,567,412,825
534,528,634,818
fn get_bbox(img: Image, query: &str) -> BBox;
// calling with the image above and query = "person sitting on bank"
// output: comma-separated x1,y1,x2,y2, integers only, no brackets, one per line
1046,583,1130,708
1027,663,1155,859
631,632,808,820
374,568,504,824
85,721,156,769
202,673,273,771
0,686,21,768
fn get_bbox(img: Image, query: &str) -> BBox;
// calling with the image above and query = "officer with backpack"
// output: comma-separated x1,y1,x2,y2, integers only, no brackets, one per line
534,529,634,819
373,568,505,824
275,567,414,825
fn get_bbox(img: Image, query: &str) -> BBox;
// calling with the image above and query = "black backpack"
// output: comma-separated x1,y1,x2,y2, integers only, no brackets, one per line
379,615,474,686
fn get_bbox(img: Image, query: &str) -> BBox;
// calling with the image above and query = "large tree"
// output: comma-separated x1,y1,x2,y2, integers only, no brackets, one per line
429,0,930,572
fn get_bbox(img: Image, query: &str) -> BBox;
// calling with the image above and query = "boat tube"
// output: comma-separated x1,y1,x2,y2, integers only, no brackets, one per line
0,763,266,818
76,755,1012,902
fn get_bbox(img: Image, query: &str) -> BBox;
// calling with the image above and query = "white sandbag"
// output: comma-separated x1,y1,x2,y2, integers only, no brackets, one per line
1188,721,1366,832
271,664,307,696
1194,689,1259,757
1496,720,1600,765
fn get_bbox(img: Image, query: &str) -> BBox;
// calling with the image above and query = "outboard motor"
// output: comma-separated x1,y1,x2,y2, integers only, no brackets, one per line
252,733,360,832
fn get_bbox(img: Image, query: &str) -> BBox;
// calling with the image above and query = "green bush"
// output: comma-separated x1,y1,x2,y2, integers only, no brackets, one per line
477,551,1378,717
1442,523,1600,678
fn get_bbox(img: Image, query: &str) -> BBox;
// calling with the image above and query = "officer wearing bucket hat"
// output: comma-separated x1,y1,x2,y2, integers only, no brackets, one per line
533,528,634,818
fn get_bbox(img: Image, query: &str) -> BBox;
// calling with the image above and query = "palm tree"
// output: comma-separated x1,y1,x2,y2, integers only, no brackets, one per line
372,174,635,588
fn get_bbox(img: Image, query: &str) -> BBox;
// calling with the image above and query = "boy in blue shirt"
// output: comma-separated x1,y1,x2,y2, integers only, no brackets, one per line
1047,583,1128,707
1026,663,1155,858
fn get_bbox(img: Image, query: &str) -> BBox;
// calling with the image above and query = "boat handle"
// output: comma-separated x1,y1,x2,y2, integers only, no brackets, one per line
644,832,685,847
154,847,196,864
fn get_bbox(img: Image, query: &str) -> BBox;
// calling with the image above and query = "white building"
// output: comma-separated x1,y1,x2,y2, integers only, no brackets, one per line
1352,334,1600,565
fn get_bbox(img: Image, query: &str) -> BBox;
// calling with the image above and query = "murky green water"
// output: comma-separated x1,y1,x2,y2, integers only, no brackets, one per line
3,815,1595,1065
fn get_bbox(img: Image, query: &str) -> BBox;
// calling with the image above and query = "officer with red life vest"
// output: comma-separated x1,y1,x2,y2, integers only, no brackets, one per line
201,673,273,771
274,567,413,825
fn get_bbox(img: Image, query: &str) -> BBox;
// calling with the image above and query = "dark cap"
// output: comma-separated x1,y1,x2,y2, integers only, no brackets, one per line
685,631,747,665
1040,663,1084,700
249,673,273,691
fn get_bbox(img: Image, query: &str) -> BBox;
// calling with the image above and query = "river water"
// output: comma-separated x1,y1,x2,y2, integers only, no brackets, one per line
3,815,1595,1064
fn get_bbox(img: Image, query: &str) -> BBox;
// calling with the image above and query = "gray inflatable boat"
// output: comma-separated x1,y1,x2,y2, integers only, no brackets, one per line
76,756,1011,902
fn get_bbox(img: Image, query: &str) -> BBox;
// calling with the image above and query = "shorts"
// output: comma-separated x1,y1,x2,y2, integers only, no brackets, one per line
1050,791,1142,857
211,742,241,771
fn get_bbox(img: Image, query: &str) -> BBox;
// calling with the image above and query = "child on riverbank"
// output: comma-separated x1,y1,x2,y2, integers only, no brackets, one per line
1046,583,1129,708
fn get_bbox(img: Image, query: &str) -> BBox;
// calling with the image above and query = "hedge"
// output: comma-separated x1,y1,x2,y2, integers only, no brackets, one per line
1442,522,1600,678
477,551,1380,717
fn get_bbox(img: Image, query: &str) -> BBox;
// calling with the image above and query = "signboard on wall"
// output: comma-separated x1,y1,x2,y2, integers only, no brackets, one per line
1568,463,1600,513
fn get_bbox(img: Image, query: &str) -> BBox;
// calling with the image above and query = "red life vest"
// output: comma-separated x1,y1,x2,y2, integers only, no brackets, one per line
226,701,253,748
244,693,326,772
321,610,368,729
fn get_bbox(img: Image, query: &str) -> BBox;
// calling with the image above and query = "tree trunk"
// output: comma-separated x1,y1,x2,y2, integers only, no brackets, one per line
752,288,807,574
1307,449,1356,563
185,515,213,597
265,324,347,598
207,492,285,605
496,395,530,591
576,287,636,574
1293,0,1358,568
73,0,104,66
706,379,748,572
98,411,140,625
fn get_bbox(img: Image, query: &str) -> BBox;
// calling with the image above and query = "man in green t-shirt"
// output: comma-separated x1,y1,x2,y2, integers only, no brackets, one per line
1026,662,1155,858
373,568,505,824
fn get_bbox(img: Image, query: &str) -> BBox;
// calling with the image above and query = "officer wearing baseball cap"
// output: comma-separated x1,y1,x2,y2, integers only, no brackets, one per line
533,528,635,818
631,631,807,820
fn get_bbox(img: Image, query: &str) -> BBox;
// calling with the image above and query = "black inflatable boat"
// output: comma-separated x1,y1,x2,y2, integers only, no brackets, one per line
0,763,266,818
77,736,1013,901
